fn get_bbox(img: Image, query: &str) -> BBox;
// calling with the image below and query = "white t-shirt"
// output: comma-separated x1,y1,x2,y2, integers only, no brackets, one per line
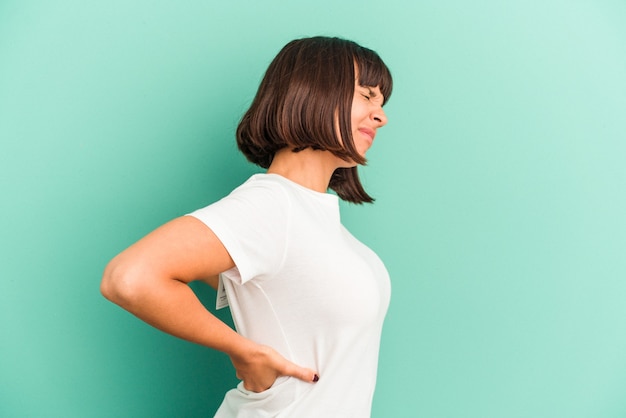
189,173,391,418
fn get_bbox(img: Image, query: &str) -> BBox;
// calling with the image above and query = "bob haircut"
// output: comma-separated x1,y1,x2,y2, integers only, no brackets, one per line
236,36,393,204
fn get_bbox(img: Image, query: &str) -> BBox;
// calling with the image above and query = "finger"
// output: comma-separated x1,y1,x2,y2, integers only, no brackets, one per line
281,362,320,383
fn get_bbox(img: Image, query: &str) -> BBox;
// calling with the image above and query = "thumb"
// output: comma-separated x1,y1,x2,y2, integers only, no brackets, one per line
281,361,320,384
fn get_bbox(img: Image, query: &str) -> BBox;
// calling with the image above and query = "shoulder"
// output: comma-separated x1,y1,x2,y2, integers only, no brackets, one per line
190,174,293,224
226,174,294,212
232,174,292,197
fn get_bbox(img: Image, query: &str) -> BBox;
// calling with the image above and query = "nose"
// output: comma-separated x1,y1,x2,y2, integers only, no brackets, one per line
372,106,388,127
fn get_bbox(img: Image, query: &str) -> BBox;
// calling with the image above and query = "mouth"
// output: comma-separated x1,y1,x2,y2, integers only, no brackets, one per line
358,128,376,143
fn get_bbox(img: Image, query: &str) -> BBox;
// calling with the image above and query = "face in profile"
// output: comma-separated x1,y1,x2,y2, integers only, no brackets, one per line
350,80,387,160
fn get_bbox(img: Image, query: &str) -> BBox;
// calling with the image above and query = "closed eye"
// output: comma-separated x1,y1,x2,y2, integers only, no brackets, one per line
358,85,384,104
360,86,379,101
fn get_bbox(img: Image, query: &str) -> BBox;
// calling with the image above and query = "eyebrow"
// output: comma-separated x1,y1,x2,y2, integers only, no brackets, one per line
359,86,377,97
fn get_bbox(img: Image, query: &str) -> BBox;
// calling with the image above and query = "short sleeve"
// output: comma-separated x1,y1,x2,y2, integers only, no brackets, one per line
187,177,291,285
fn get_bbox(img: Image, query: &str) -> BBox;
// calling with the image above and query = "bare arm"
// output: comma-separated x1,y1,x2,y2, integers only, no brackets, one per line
201,274,220,290
100,216,318,391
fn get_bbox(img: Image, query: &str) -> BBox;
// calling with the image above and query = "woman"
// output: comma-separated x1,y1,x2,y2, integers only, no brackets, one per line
101,36,392,417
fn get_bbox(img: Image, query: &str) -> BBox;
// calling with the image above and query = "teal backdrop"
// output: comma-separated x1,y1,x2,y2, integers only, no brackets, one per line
1,1,625,417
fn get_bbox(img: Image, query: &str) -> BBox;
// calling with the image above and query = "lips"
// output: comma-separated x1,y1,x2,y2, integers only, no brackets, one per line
358,128,376,142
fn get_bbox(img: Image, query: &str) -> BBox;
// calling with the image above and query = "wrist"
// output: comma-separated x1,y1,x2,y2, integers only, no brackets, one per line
227,336,263,362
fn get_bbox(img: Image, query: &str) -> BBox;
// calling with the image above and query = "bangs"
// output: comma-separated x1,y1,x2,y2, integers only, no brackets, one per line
354,50,393,105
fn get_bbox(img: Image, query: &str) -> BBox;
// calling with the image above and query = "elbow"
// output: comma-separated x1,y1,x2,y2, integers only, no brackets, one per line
100,256,141,308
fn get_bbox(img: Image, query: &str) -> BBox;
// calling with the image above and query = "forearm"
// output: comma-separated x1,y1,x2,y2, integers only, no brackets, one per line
101,264,249,357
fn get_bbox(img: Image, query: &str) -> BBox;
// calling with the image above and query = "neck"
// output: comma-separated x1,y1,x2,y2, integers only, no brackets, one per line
267,148,345,193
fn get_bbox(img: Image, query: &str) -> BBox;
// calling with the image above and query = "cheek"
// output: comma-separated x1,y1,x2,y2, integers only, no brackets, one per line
351,102,368,124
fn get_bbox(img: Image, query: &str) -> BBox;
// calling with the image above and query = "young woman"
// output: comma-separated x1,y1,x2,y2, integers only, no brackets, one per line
101,36,392,417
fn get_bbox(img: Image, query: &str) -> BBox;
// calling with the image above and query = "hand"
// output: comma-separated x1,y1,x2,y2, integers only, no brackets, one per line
229,343,319,393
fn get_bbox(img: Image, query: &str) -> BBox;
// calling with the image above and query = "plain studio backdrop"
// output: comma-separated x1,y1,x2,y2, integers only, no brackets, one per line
1,1,625,417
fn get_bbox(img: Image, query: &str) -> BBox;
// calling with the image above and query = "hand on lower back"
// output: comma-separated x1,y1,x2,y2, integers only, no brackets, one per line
230,343,319,393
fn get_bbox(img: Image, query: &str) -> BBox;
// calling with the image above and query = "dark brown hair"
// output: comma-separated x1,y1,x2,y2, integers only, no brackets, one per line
236,36,392,203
